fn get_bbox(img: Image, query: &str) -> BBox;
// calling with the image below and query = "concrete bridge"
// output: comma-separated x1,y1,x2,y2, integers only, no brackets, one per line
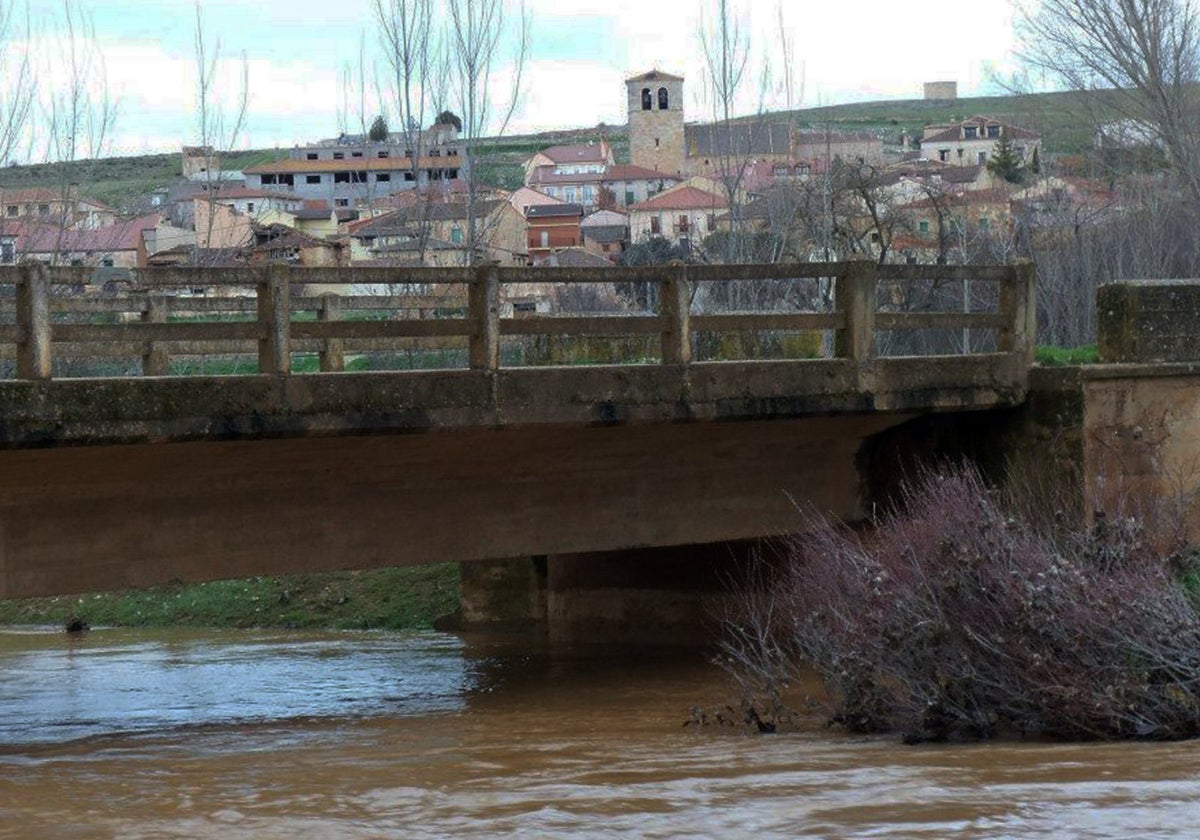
0,261,1039,636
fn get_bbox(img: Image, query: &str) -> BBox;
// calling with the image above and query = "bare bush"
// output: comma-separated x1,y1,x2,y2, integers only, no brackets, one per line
719,465,1200,742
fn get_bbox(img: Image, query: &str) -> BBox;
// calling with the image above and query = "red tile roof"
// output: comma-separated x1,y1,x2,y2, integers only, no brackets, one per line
539,143,610,165
630,186,728,212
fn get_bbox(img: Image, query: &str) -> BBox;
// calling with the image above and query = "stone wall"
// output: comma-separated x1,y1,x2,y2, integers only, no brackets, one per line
1097,279,1200,363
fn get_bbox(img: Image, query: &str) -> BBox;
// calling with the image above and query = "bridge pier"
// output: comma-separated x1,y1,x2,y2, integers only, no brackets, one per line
456,541,776,646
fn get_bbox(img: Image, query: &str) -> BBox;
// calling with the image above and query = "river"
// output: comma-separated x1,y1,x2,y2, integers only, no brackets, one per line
2,627,1199,838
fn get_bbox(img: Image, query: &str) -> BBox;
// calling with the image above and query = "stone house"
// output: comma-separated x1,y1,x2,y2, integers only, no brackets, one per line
0,187,116,230
628,183,728,247
525,202,584,263
346,199,526,266
920,116,1041,168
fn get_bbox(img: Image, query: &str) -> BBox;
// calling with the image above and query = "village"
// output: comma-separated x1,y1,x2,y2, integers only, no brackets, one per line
0,71,1139,294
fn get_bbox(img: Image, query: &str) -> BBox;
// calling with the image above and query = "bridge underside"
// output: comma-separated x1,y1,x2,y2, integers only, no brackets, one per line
0,358,1028,601
0,413,922,600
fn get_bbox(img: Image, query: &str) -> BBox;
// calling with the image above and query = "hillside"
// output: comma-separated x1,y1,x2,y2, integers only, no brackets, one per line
0,90,1123,211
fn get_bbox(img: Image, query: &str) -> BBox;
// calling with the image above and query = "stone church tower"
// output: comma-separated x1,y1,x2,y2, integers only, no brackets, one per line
626,70,685,174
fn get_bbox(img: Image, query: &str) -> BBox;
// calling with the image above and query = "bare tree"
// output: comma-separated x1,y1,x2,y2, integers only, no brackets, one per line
446,0,529,264
1018,0,1200,215
0,0,34,167
193,1,250,258
373,0,449,263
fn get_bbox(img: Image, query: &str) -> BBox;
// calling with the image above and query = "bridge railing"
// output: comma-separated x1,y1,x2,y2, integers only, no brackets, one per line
0,261,1034,380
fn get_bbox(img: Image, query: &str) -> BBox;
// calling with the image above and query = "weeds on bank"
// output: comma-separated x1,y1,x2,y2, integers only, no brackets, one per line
0,565,460,631
717,465,1200,743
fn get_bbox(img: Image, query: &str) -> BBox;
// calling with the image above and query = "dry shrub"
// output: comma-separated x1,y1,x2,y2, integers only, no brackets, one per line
718,465,1200,742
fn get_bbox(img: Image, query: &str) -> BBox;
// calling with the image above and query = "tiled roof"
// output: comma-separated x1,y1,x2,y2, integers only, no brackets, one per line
627,69,684,83
921,116,1041,145
17,213,162,254
0,187,112,210
539,143,609,164
604,164,677,182
686,122,792,158
204,187,301,201
526,203,583,219
582,225,628,244
536,247,612,268
630,186,728,212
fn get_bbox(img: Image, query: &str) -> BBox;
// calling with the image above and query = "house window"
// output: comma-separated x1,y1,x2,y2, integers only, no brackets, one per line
100,257,114,267
377,173,391,182
335,198,349,207
5,205,15,217
334,172,351,183
987,124,1000,138
919,220,929,234
306,152,318,160
540,230,549,247
306,175,321,184
378,151,389,157
261,174,277,184
678,215,689,232
430,149,440,157
938,149,949,162
650,215,661,234
957,148,964,159
798,163,810,175
450,226,463,244
658,87,669,110
655,138,660,148
0,241,13,262
280,174,294,186
404,172,415,182
978,151,987,165
247,203,255,212
352,152,363,158
979,217,990,231
37,204,49,215
964,126,978,139
404,149,414,157
333,152,345,160
641,87,652,110
624,189,635,205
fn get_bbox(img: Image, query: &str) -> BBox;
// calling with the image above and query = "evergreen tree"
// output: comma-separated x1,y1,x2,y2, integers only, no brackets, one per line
987,134,1024,183
435,110,463,132
368,115,389,142
1030,146,1041,175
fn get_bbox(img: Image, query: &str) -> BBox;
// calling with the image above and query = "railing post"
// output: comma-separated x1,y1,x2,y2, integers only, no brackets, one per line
257,266,291,376
141,294,169,376
660,263,691,365
318,293,345,372
16,262,51,381
469,262,500,371
1000,260,1036,366
834,259,876,389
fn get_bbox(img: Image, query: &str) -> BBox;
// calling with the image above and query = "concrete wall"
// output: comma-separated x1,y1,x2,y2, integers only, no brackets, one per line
0,414,914,601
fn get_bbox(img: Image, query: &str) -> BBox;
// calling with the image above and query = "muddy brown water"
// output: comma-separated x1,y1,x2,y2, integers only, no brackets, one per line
2,627,1199,839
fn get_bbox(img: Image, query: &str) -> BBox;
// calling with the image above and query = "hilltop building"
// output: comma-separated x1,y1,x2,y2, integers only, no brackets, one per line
242,117,464,208
921,116,1041,168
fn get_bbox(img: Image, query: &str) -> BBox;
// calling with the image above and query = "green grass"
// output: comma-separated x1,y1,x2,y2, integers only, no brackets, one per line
0,564,460,631
1036,344,1099,365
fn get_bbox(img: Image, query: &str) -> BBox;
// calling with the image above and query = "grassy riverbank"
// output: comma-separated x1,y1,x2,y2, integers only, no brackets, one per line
0,564,459,631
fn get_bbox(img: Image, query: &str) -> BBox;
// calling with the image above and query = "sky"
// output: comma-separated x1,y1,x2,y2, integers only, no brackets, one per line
11,0,1023,158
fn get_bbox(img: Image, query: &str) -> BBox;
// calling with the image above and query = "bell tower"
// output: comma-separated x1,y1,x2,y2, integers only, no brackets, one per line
626,70,685,174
